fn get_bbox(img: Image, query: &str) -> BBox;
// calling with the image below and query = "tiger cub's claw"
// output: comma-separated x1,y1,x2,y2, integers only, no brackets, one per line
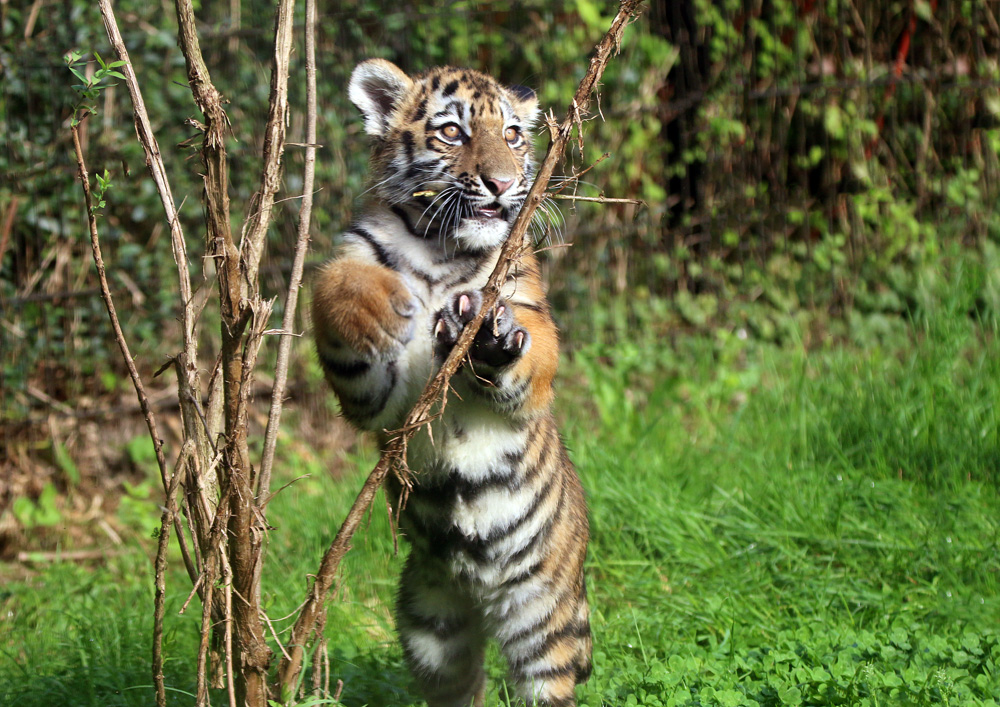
434,291,530,369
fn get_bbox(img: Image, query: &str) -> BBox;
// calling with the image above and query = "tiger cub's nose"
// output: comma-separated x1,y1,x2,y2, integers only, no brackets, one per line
483,176,514,196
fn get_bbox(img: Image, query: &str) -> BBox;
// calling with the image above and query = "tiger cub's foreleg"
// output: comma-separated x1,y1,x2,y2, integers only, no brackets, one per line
311,258,418,430
433,290,558,419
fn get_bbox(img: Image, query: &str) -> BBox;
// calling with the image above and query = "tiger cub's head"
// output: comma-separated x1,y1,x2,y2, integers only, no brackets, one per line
349,59,540,252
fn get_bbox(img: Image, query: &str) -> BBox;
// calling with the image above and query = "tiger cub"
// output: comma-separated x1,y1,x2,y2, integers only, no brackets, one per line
312,60,591,707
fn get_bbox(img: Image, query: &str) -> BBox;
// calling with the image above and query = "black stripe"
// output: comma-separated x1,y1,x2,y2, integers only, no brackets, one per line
348,227,396,269
527,423,556,479
441,256,487,285
524,662,577,680
400,130,415,161
502,442,527,470
406,157,443,181
504,609,552,646
525,618,591,660
504,571,584,653
319,352,370,379
442,80,459,96
397,606,468,640
339,362,396,420
414,460,520,505
501,560,542,588
390,206,424,239
408,267,440,287
485,376,529,410
504,473,565,567
481,473,555,545
511,300,548,315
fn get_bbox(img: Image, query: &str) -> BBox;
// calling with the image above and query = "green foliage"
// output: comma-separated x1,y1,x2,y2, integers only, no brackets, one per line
65,50,126,126
5,0,999,426
53,439,81,486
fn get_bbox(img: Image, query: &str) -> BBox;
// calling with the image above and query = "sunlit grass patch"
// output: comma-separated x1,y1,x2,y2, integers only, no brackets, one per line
2,308,998,706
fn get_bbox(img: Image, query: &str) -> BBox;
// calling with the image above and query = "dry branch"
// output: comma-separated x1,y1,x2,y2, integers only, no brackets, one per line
275,0,645,693
253,0,319,612
258,0,318,515
71,118,182,707
174,0,301,701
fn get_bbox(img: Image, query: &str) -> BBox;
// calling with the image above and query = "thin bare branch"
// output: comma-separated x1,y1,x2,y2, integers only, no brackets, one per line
257,0,318,510
152,441,192,707
222,555,237,707
546,193,645,205
179,574,204,615
98,4,213,521
71,118,186,707
196,484,232,707
238,0,296,287
174,0,288,702
98,0,197,366
262,610,293,662
275,0,645,691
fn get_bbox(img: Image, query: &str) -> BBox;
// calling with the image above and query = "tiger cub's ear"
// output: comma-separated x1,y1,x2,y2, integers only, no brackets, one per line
506,84,541,129
349,59,413,138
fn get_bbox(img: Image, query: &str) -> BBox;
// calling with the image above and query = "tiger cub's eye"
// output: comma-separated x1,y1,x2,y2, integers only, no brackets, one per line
440,124,462,141
504,126,522,145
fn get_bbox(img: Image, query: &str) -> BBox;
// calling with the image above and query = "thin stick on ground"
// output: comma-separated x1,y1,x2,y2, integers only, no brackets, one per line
275,0,645,692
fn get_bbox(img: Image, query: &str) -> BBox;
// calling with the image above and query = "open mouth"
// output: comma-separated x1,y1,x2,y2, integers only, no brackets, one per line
472,206,504,221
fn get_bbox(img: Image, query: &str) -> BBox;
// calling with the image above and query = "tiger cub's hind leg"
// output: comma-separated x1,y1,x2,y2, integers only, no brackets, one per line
397,556,488,707
498,556,591,707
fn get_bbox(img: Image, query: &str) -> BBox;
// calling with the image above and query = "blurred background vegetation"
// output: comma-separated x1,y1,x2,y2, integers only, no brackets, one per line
2,0,1000,525
3,3,1000,705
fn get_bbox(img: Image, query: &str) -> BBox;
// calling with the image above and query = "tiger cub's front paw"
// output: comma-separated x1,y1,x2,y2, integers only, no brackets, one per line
313,259,417,360
434,291,531,369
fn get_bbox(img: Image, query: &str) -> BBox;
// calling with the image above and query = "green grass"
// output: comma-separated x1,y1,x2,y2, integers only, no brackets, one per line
2,308,999,706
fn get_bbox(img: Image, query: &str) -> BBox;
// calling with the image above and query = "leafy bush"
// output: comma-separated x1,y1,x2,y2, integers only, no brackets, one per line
3,0,1000,425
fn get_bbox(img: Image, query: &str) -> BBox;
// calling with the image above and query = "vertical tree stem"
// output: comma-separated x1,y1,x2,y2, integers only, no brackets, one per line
71,119,187,707
258,0,318,514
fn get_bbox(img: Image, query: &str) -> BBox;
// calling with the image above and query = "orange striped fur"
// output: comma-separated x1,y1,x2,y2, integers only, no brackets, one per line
312,60,590,706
